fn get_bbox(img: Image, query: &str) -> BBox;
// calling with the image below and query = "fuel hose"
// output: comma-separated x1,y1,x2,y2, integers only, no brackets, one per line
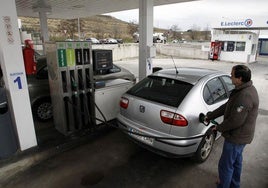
66,99,218,141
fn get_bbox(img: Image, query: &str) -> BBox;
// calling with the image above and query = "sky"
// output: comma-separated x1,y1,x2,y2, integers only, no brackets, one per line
106,0,268,31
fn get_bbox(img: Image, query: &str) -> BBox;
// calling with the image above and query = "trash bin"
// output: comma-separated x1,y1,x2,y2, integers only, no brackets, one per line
0,87,18,159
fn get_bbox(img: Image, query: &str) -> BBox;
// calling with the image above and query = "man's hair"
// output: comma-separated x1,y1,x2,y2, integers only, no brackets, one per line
233,65,251,82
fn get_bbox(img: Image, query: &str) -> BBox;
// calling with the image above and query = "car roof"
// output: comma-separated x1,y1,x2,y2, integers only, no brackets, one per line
152,67,225,85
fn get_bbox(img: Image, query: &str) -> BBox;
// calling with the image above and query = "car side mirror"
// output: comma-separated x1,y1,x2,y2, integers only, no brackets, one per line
0,101,8,114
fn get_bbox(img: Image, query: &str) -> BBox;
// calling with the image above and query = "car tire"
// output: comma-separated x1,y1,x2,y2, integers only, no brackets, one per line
194,129,215,163
32,97,53,122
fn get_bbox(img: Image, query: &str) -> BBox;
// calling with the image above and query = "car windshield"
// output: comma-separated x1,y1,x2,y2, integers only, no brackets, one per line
127,75,193,107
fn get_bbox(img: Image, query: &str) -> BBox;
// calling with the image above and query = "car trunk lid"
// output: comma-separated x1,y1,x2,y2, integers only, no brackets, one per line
120,95,177,134
119,75,193,134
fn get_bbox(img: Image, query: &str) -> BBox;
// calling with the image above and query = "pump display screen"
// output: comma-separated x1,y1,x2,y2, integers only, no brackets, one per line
92,49,113,72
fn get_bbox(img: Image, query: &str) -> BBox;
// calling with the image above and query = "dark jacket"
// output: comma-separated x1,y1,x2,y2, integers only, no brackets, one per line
207,80,259,144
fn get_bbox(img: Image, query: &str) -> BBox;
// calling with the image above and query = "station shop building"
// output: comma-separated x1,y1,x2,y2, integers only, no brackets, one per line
210,17,268,63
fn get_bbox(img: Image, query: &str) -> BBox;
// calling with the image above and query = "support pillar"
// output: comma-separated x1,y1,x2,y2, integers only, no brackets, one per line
37,8,50,54
139,0,154,81
0,0,37,151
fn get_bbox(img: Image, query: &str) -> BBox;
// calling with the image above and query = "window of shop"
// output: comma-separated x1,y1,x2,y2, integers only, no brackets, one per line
235,42,246,51
259,39,268,55
226,41,235,51
221,41,246,52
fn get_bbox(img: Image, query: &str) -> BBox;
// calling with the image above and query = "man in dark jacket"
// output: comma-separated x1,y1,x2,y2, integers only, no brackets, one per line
206,65,259,188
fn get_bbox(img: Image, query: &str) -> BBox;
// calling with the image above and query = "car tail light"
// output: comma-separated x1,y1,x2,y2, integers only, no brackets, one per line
120,97,129,109
160,110,188,126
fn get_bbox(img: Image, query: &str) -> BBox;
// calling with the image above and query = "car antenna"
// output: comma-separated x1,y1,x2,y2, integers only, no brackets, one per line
171,56,179,74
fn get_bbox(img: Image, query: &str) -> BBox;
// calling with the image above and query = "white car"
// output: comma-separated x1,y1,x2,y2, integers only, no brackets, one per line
85,38,100,44
106,38,118,44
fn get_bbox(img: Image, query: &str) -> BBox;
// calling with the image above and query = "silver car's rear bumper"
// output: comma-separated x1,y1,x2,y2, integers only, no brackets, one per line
117,115,203,157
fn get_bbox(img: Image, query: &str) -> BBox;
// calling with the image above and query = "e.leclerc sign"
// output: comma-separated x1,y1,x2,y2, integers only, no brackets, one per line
221,19,253,28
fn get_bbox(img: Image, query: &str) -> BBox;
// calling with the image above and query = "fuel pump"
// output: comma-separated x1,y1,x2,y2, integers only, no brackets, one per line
45,41,96,135
22,39,36,75
45,42,133,136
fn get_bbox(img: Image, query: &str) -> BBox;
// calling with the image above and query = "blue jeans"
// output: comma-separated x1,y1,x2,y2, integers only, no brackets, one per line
217,140,246,188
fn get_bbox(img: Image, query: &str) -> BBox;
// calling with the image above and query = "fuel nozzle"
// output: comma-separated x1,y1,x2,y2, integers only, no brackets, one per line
199,113,209,126
199,113,219,126
71,77,78,96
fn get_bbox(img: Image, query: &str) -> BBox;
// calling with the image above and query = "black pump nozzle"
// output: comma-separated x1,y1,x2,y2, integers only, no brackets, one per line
199,113,219,126
199,113,209,126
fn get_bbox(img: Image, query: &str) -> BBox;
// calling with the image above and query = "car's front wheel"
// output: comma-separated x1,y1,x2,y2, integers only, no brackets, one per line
32,97,53,122
194,129,215,163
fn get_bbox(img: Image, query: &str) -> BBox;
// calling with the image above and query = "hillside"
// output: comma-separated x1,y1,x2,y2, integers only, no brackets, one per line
19,15,167,42
19,15,210,42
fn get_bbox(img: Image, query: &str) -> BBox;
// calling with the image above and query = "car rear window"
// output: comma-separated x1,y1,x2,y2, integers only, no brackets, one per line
127,76,193,107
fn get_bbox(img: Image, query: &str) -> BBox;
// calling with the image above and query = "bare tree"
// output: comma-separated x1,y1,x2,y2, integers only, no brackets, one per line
203,24,211,41
188,24,201,41
170,25,182,40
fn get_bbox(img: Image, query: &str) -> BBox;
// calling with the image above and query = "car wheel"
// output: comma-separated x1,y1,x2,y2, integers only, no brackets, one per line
32,97,53,122
194,129,215,163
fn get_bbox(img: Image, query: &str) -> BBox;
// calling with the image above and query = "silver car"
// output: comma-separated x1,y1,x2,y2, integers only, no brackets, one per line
117,67,234,162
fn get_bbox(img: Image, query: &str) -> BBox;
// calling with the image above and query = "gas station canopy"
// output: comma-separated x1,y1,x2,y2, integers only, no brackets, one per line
15,0,196,19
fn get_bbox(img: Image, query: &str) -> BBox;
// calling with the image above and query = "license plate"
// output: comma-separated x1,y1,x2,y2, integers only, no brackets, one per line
128,128,154,145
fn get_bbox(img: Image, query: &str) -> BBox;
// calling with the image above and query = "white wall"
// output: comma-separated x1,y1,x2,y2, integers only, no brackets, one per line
92,43,139,61
155,43,210,59
93,43,210,61
92,43,211,61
